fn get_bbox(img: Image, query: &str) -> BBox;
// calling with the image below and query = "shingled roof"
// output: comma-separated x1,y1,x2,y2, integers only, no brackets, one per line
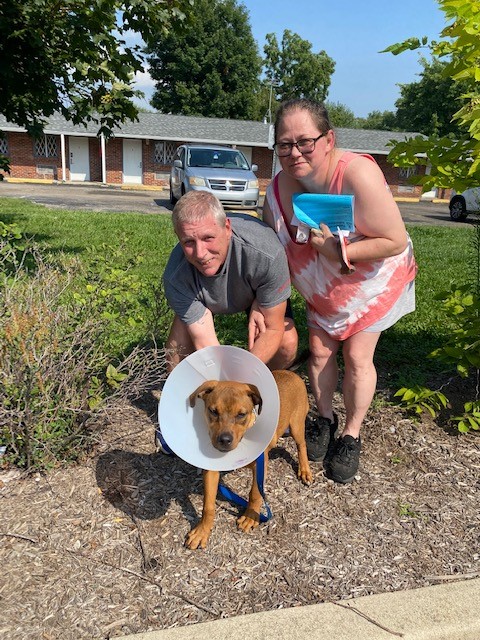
0,112,423,155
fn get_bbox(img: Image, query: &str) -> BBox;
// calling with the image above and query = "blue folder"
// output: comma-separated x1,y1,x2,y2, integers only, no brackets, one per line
292,193,355,232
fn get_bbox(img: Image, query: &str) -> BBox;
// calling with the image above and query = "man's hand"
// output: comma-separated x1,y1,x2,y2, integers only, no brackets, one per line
248,300,286,364
248,300,266,350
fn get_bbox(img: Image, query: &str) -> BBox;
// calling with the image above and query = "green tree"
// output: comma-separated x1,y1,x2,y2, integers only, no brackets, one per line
263,30,335,111
394,57,469,136
384,1,480,192
0,0,192,137
147,0,261,119
325,102,357,128
355,110,399,131
385,0,480,434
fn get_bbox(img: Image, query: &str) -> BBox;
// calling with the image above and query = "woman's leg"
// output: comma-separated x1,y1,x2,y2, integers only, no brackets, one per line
308,326,341,421
341,330,381,438
305,327,341,461
326,329,381,483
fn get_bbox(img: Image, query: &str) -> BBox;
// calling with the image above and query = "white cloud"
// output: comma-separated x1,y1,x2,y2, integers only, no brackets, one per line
132,66,156,109
133,68,156,91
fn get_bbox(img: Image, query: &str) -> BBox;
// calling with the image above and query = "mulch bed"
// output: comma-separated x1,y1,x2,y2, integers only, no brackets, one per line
1,378,479,639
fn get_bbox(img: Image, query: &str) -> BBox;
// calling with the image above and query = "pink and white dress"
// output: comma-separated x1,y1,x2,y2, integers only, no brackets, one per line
266,152,417,340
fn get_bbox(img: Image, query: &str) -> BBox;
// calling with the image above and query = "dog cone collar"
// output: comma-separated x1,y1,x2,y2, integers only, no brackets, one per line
158,346,280,471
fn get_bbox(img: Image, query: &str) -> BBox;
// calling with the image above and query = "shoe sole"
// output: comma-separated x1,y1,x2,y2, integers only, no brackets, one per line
328,473,356,484
325,466,357,484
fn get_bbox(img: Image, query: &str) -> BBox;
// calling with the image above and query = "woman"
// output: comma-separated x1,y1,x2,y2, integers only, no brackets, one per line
262,98,417,484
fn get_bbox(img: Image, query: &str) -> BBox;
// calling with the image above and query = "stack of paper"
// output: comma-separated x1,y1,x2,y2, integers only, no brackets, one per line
292,193,355,233
292,193,355,272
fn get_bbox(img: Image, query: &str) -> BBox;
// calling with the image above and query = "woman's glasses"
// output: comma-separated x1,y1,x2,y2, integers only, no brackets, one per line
273,133,325,157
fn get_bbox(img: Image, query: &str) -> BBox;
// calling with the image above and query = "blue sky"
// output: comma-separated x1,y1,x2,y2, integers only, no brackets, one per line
132,0,447,118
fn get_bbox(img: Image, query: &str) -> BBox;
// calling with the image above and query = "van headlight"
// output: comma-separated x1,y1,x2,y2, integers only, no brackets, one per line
189,176,206,187
248,179,259,189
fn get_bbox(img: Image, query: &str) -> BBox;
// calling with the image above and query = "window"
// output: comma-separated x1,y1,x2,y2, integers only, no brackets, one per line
34,135,58,158
0,135,8,155
154,141,177,165
399,166,418,180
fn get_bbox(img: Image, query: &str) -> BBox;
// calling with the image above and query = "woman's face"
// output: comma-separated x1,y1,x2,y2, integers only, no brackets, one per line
275,109,332,181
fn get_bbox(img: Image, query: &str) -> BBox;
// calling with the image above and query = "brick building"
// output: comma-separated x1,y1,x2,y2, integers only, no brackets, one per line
0,112,427,197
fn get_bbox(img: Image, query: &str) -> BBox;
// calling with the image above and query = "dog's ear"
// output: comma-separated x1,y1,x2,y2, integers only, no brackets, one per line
189,380,219,407
247,384,262,414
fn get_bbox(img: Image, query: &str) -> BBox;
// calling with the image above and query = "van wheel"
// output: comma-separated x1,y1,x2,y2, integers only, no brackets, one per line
169,182,177,205
449,196,467,221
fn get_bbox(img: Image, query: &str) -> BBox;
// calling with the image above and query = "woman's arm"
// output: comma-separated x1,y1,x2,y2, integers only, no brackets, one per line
342,156,408,262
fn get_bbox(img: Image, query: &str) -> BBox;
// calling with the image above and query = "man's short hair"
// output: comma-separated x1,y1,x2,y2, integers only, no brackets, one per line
172,191,226,233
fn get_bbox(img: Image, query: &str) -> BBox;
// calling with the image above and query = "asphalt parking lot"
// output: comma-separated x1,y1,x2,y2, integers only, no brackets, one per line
0,179,471,227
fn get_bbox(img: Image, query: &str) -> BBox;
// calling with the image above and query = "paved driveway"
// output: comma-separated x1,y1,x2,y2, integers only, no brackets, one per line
0,180,472,227
0,181,171,215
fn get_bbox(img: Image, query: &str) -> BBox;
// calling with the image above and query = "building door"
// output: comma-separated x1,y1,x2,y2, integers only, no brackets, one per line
69,137,90,181
123,139,143,184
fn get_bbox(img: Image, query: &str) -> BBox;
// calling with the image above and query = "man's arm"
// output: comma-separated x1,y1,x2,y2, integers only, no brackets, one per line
186,308,220,351
166,309,219,371
248,301,286,364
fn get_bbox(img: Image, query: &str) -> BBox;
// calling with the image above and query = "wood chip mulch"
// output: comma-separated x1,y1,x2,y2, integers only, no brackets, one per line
1,384,479,639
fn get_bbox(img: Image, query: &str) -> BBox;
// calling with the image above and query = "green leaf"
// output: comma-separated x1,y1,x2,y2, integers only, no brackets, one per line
381,38,423,55
457,421,470,433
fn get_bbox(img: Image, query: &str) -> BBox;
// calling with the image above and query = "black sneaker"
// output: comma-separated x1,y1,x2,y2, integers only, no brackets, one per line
306,413,338,462
326,435,361,484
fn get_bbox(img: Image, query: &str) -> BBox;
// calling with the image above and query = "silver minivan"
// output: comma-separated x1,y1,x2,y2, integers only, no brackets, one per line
169,143,259,209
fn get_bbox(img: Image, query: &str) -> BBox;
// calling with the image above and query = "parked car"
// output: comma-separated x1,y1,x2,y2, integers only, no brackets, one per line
169,144,259,209
449,187,480,221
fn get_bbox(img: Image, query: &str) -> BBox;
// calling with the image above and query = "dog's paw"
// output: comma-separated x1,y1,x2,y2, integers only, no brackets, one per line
237,510,260,533
298,465,313,485
185,526,211,550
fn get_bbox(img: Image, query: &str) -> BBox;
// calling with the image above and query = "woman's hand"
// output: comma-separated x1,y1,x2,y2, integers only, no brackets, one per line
309,223,338,261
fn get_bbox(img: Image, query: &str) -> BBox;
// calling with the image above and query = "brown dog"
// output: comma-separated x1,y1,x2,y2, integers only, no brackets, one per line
185,369,312,549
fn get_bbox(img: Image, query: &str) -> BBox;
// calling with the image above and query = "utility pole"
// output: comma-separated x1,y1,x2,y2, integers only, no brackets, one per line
264,81,279,124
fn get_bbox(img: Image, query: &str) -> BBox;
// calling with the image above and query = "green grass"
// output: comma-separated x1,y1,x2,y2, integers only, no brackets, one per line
377,225,472,387
0,197,473,390
0,197,177,279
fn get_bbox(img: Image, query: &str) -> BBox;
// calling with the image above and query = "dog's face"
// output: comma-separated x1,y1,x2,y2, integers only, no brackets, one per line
189,380,262,452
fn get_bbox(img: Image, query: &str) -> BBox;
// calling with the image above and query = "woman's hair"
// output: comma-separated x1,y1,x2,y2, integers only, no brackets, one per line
274,98,333,141
172,190,226,232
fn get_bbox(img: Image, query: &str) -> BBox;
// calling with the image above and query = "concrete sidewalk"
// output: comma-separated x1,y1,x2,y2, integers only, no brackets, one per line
119,578,480,640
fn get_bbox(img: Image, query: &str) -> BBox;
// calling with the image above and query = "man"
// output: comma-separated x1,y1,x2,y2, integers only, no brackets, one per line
157,190,298,452
163,190,298,368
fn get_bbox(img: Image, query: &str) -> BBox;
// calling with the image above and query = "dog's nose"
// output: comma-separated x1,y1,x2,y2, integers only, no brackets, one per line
216,432,233,449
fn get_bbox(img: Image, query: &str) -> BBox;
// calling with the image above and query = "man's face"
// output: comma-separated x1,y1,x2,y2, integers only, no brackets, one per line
176,213,232,277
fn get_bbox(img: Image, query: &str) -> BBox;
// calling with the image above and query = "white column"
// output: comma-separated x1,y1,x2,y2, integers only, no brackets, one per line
101,134,107,184
60,133,66,181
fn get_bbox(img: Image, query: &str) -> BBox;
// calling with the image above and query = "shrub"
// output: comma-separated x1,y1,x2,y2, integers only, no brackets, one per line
395,218,480,433
0,240,167,470
0,153,10,180
0,220,27,268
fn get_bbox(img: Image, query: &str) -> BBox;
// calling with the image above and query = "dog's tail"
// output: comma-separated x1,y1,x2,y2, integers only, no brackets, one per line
287,348,310,372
